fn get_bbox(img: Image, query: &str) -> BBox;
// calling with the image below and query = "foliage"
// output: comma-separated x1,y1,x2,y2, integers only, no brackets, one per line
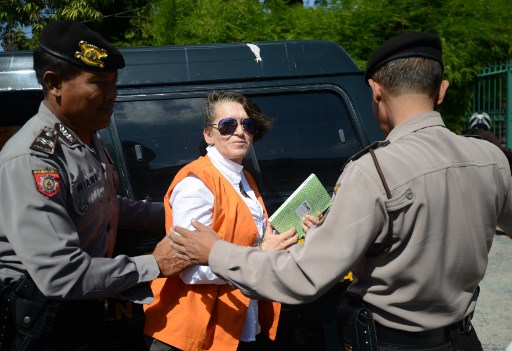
1,0,511,131
143,0,512,131
0,0,112,49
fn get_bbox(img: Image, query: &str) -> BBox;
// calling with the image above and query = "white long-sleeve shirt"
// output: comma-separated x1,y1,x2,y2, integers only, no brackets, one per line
170,145,266,341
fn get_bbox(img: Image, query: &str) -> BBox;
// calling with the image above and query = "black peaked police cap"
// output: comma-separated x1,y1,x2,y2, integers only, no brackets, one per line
38,20,125,71
364,32,443,84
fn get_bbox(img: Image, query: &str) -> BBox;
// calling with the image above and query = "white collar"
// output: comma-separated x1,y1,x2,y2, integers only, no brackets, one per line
206,145,244,187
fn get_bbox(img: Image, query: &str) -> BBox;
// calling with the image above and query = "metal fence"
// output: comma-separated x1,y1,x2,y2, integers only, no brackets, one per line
471,59,512,148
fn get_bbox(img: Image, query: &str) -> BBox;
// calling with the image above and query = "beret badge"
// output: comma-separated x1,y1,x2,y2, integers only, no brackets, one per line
74,40,108,69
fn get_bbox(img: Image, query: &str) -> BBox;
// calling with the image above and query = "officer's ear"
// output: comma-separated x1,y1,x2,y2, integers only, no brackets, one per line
435,80,450,106
368,79,382,104
42,71,63,98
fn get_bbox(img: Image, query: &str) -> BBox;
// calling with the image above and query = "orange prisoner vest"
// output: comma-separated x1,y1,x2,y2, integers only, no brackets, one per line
144,156,280,351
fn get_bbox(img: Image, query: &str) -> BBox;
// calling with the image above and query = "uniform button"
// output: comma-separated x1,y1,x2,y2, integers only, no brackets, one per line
81,204,89,212
406,191,413,200
23,316,31,325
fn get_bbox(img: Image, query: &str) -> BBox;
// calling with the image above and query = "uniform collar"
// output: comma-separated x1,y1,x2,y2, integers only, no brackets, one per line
37,102,95,149
386,111,446,143
37,102,61,126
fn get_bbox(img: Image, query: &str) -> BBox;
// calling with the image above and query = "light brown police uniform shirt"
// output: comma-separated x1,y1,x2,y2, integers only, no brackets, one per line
209,111,512,332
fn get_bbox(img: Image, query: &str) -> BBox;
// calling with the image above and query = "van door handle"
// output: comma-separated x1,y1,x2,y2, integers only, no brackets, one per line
338,129,346,143
134,144,143,161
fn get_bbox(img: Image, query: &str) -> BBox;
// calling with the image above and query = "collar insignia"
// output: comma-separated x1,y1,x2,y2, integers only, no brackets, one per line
74,40,108,68
56,123,78,145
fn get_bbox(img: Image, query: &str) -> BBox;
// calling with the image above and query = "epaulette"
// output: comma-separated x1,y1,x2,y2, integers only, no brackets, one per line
340,140,390,172
30,126,58,155
55,122,78,145
462,134,483,140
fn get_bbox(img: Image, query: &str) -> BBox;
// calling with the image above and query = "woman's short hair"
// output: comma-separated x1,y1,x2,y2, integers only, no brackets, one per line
203,91,272,142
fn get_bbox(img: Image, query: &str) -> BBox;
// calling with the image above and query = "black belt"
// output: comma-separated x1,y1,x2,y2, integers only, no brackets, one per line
376,313,473,348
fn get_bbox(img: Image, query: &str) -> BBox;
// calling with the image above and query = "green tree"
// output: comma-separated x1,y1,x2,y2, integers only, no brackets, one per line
336,0,512,131
0,0,150,50
0,0,111,49
2,0,511,131
146,0,512,131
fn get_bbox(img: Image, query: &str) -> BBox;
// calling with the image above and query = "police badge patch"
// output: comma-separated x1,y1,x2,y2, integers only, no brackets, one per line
33,169,61,197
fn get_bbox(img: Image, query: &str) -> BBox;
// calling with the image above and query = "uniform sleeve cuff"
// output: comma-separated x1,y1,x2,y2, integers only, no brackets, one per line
133,254,160,282
209,240,236,276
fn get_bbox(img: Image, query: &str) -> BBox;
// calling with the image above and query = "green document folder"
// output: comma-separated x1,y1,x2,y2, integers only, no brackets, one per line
269,173,332,238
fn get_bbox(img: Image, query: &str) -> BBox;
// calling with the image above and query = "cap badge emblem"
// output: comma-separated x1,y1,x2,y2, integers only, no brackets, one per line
74,40,108,68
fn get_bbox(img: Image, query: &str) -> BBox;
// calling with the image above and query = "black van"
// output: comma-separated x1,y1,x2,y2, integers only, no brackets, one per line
0,40,383,351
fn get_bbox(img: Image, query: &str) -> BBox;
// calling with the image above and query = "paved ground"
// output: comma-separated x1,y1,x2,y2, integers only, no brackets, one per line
471,234,512,351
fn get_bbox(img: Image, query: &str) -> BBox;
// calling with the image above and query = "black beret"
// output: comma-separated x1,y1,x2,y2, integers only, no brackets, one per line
38,20,125,71
364,32,443,83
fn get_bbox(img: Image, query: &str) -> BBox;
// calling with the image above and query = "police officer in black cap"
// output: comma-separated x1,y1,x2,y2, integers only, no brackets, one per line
167,31,512,351
0,20,189,351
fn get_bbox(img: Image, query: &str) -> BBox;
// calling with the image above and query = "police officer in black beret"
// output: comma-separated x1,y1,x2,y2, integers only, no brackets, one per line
0,20,189,351
168,32,512,351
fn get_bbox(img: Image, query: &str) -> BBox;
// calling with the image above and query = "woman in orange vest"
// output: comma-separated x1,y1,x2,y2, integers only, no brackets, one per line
143,91,300,351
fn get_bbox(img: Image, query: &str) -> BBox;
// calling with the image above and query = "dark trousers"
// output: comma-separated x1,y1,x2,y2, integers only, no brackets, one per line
378,326,483,351
11,300,106,351
144,333,278,351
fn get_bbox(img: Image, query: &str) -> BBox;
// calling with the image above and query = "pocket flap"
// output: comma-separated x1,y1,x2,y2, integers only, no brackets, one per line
385,188,415,212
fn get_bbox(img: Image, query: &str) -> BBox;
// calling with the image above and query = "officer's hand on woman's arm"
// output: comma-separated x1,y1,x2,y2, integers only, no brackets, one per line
172,219,221,265
152,235,192,277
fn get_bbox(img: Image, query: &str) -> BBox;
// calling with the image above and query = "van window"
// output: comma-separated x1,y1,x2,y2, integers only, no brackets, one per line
250,91,360,212
111,89,361,213
109,96,205,201
0,125,22,149
0,91,42,149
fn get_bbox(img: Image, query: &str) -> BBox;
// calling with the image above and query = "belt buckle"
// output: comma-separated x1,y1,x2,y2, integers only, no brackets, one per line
458,312,473,334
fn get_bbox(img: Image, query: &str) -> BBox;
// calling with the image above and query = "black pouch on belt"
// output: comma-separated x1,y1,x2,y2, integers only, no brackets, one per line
0,282,16,351
336,296,379,351
11,276,59,351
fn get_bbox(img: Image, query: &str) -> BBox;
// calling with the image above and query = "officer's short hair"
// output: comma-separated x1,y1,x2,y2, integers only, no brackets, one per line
364,32,444,98
365,32,443,83
372,57,443,99
33,49,82,94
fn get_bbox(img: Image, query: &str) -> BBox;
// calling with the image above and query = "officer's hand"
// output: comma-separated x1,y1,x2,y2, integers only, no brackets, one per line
171,219,221,265
260,225,298,251
152,235,192,277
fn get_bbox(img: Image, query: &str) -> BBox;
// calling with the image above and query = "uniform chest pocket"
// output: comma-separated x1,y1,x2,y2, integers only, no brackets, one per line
71,171,106,215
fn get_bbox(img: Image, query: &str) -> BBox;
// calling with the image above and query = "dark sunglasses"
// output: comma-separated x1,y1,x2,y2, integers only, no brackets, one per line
208,117,260,136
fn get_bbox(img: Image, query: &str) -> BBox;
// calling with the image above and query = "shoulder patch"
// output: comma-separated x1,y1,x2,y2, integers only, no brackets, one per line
30,127,58,155
33,169,61,197
55,123,78,145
